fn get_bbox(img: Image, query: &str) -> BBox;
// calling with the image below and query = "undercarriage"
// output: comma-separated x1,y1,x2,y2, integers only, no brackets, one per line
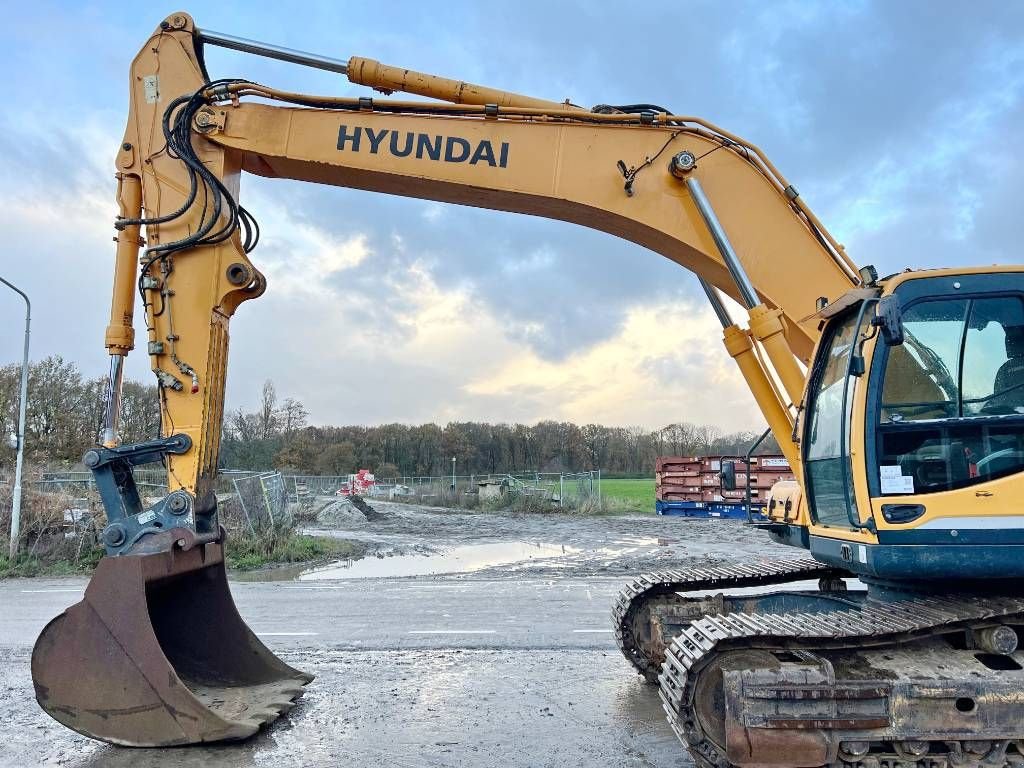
613,559,1024,767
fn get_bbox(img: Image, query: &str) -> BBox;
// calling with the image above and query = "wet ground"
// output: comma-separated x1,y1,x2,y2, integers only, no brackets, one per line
303,498,799,578
0,500,792,767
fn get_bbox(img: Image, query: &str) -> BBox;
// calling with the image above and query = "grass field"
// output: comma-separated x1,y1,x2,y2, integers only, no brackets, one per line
599,478,656,513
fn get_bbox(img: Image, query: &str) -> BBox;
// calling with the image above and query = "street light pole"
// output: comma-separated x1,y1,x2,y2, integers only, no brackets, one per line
1,276,30,560
451,457,456,492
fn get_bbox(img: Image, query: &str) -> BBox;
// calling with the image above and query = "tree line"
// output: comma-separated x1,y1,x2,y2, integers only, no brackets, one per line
0,359,777,478
0,356,158,466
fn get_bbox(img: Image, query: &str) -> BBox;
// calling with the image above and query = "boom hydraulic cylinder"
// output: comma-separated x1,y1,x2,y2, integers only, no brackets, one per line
685,175,808,404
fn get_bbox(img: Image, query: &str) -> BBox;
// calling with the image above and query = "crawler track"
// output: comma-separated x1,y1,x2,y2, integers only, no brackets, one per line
659,584,1024,767
612,558,849,682
613,559,1024,766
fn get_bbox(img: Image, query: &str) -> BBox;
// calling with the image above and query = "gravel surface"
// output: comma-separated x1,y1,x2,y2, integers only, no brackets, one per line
0,501,793,767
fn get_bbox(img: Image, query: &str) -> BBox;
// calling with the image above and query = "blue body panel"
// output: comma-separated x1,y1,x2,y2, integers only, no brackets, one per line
763,522,810,549
809,534,1024,580
656,500,767,521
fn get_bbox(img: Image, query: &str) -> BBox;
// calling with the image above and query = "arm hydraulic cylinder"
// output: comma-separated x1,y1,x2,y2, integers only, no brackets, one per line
101,173,143,446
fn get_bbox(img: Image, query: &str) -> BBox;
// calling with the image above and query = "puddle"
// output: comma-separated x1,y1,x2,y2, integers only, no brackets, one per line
303,541,577,580
236,541,578,582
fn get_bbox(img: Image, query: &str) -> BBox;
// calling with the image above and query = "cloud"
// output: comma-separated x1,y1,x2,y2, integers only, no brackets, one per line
462,297,756,429
0,114,149,378
225,256,761,429
253,178,693,360
1,0,1022,433
244,188,371,294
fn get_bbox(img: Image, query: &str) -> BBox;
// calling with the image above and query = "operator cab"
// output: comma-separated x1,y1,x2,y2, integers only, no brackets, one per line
800,271,1024,577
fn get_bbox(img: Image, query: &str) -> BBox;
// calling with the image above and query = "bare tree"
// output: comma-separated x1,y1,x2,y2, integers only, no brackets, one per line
257,380,278,440
120,380,160,444
694,424,721,455
279,397,308,434
659,422,699,456
228,408,261,443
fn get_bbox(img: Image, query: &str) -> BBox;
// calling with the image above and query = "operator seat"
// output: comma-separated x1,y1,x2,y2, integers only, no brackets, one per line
989,325,1024,412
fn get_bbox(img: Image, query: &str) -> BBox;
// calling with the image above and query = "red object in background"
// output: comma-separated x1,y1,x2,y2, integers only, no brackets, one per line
335,469,376,496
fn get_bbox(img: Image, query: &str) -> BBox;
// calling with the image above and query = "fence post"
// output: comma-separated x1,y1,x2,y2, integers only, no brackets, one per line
597,469,601,504
232,476,255,533
260,475,272,528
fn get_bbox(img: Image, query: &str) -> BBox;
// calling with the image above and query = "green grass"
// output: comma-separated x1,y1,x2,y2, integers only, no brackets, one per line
0,547,104,578
599,478,656,513
499,478,657,515
225,533,366,571
0,533,364,576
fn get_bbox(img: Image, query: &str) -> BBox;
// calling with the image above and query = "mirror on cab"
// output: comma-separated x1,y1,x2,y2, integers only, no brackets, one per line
720,460,737,491
872,295,904,346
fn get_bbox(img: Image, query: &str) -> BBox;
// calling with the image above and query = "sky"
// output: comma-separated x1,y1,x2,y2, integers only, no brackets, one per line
0,1,1021,432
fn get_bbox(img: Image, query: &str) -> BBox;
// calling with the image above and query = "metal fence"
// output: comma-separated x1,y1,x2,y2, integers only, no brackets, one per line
4,468,299,540
26,469,169,497
231,471,290,532
376,470,602,508
7,466,603,537
285,474,350,500
22,468,252,498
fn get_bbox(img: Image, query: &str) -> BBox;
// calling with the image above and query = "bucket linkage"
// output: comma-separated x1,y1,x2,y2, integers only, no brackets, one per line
31,435,312,746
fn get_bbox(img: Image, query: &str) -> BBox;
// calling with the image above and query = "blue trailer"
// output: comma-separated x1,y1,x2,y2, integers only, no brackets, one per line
655,499,767,521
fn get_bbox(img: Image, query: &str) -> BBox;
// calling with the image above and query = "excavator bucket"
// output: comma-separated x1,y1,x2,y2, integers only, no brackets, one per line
31,541,312,746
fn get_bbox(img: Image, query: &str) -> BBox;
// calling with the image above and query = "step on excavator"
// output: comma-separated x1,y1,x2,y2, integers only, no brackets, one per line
31,12,1024,765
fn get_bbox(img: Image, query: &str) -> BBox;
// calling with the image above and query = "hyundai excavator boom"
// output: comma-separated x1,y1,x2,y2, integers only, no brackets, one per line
32,13,1024,765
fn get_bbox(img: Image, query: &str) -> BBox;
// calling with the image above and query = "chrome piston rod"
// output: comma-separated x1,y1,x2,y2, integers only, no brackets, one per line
699,278,733,329
197,28,349,74
685,177,760,310
100,354,125,447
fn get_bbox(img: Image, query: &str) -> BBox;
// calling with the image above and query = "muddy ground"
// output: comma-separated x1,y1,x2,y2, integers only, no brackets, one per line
0,501,793,767
299,498,799,578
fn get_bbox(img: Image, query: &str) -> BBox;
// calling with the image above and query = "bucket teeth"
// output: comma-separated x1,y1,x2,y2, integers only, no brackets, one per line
31,542,313,747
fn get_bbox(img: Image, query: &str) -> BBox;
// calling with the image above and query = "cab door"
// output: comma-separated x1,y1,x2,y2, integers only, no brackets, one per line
802,308,868,529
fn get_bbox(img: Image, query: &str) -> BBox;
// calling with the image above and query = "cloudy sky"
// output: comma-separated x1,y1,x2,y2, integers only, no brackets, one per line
0,1,1021,431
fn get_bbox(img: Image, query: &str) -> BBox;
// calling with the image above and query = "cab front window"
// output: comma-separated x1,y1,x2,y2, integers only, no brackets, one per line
876,294,1024,494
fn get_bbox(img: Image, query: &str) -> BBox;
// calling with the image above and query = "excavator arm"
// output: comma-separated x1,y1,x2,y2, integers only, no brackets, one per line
105,12,858,508
34,11,875,750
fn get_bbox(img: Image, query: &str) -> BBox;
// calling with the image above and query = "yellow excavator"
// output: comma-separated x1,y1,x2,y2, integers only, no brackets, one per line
31,12,1024,765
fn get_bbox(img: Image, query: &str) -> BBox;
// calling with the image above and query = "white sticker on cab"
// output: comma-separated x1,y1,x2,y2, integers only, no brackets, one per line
880,466,915,494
